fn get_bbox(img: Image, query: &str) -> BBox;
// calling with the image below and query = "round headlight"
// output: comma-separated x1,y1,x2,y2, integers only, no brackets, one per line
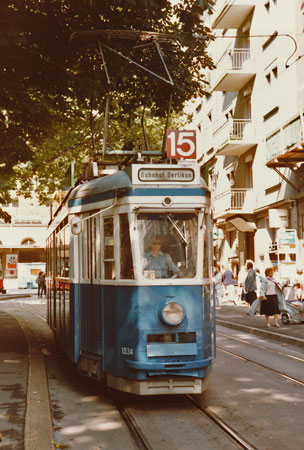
159,301,185,325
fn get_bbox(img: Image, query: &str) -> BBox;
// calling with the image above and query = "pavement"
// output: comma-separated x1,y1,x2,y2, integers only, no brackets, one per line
216,301,304,348
0,287,35,300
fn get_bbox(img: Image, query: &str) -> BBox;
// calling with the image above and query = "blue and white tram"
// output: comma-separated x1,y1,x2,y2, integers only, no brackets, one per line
46,162,215,395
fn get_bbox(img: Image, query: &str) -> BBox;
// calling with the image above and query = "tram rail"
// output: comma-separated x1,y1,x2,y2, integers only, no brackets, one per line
110,389,152,450
187,395,258,450
217,346,304,387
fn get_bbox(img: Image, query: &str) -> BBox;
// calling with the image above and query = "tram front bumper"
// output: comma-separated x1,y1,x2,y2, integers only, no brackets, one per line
125,357,211,371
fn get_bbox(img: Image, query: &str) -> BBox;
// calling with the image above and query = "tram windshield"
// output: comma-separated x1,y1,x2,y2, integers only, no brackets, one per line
137,213,198,279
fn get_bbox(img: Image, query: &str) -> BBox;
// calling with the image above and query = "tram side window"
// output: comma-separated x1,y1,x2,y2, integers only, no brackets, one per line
46,239,50,276
92,217,98,280
47,236,54,277
203,213,211,279
104,217,115,280
51,235,56,277
56,234,62,276
120,214,134,279
62,226,70,277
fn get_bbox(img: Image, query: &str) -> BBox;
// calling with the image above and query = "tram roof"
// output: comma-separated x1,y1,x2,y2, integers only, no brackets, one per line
69,164,208,204
69,169,132,202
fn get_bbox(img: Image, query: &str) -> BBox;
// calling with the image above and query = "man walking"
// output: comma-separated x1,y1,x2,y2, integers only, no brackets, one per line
245,261,257,305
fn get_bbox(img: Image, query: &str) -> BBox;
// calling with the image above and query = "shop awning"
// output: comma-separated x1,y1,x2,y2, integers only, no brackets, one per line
227,216,257,232
266,143,304,192
266,144,304,168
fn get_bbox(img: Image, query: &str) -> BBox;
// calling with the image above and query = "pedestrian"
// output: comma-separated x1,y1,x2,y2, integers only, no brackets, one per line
244,261,257,306
222,265,236,304
247,269,264,316
293,267,304,301
213,264,225,309
237,265,247,304
259,266,286,327
255,268,263,292
36,271,46,298
41,272,46,296
273,265,280,281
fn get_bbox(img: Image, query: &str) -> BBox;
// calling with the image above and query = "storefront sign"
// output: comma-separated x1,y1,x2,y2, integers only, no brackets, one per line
277,229,296,250
269,209,288,228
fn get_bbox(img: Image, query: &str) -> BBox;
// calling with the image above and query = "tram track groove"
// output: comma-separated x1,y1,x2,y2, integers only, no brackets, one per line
217,346,304,386
109,389,153,450
217,330,304,363
187,395,258,450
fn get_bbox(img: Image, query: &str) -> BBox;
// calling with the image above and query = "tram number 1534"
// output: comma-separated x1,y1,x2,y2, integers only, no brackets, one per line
121,347,134,356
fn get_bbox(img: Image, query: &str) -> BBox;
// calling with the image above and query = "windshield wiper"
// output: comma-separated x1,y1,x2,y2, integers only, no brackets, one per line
166,215,188,244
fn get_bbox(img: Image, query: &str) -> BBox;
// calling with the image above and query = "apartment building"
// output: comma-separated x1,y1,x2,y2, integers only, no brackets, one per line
193,0,304,279
0,196,49,289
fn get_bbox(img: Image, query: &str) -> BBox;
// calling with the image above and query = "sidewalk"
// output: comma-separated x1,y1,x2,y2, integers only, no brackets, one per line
216,303,304,348
0,288,37,300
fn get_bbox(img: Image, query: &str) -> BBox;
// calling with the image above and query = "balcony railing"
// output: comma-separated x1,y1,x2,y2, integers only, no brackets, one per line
229,49,250,69
213,188,254,218
212,48,255,91
213,119,256,156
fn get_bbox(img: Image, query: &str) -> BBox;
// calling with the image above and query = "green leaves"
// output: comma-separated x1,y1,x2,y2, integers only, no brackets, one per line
0,0,215,200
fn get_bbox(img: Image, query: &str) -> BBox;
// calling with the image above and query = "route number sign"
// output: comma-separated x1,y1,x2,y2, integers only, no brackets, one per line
166,130,197,160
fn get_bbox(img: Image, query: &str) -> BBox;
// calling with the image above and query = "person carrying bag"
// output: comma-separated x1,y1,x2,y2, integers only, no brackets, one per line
244,261,257,305
258,267,286,327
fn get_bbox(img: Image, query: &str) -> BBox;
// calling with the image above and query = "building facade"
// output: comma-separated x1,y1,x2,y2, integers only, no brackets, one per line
0,196,49,289
193,0,304,279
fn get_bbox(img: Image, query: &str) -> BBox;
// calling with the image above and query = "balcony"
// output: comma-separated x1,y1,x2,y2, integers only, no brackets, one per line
212,48,255,91
213,188,254,219
213,119,257,156
212,1,255,30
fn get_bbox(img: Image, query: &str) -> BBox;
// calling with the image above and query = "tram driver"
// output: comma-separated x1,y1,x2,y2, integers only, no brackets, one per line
144,234,179,279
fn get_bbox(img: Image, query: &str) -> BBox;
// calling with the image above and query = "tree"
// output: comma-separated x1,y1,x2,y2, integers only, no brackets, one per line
0,0,215,200
14,102,192,203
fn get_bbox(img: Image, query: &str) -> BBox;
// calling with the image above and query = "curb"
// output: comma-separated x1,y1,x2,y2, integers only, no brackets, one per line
216,319,304,349
0,294,32,301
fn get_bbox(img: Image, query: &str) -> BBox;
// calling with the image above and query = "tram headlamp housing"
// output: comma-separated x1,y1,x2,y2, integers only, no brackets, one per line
162,196,172,206
158,300,185,326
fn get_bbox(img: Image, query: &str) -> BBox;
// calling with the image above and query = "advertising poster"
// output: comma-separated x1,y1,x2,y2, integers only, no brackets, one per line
6,254,18,277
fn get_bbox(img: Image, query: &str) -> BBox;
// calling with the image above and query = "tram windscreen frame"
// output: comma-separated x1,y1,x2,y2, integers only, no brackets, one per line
137,212,198,279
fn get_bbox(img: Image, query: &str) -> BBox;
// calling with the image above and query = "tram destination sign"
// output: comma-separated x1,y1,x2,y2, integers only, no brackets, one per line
138,167,194,182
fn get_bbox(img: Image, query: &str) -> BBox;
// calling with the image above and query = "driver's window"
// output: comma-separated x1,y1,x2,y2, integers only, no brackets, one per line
137,213,197,279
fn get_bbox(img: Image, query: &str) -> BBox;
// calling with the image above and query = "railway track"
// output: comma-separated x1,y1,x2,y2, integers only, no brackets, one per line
110,389,260,450
187,395,258,450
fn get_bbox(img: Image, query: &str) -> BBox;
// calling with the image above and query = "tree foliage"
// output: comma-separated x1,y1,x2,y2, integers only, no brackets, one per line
0,0,215,201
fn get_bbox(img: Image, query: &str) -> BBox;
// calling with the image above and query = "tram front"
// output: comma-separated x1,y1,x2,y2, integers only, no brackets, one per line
105,163,214,395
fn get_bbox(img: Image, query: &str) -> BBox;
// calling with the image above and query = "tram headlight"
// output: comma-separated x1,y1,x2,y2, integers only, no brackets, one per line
158,301,185,326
